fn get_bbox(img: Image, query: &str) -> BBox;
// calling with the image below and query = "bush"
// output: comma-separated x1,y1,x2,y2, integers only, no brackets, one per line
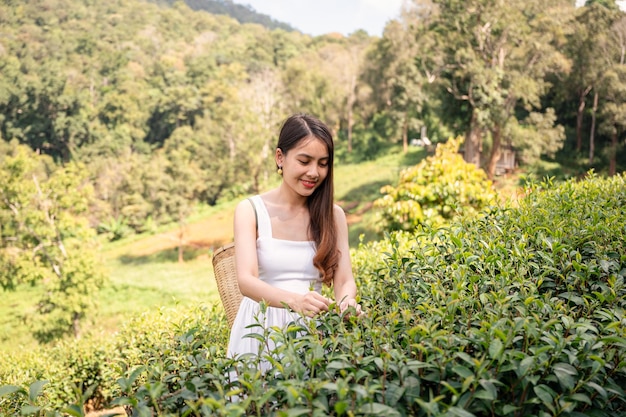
0,304,228,416
1,173,625,416
374,137,497,232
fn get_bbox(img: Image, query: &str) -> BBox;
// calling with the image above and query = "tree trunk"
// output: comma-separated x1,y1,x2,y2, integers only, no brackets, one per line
347,110,353,153
589,90,598,165
486,126,503,180
464,110,482,167
402,112,409,154
609,131,617,176
576,90,588,152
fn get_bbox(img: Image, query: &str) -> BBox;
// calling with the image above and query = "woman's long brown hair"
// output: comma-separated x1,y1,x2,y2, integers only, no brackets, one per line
277,113,339,285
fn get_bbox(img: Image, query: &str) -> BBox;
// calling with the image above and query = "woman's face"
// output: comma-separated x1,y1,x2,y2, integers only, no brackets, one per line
276,135,330,197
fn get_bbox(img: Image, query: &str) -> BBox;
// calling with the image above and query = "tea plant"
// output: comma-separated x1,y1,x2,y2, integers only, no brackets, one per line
0,305,228,416
1,173,625,416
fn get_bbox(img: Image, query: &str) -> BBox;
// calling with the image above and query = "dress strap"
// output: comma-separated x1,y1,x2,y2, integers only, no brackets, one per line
248,195,272,238
246,197,258,232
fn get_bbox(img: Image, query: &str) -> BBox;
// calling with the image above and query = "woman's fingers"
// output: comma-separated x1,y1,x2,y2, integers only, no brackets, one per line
339,298,364,317
296,291,331,316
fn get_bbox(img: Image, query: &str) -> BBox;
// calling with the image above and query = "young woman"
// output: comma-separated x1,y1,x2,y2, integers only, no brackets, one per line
227,113,361,359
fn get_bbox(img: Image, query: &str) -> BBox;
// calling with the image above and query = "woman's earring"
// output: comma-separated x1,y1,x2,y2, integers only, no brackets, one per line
277,166,283,176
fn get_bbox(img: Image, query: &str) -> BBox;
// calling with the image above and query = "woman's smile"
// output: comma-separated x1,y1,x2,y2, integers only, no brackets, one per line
301,179,317,189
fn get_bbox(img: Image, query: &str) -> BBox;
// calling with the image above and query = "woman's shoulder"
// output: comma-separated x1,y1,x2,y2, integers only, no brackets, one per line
333,203,347,219
236,193,264,207
235,197,256,216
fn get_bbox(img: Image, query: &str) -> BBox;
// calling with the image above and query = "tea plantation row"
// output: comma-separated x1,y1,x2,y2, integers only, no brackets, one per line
1,173,625,416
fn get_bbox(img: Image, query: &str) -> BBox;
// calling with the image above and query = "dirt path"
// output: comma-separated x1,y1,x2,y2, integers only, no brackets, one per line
111,210,235,258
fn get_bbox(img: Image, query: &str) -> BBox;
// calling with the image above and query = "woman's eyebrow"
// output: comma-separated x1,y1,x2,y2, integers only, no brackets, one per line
296,153,329,160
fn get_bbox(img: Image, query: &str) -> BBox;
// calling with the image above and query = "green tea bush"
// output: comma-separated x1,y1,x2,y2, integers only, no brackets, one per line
0,304,228,416
1,173,625,416
374,137,497,232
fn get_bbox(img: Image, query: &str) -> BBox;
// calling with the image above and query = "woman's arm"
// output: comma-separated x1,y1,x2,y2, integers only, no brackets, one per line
233,199,330,316
331,205,361,314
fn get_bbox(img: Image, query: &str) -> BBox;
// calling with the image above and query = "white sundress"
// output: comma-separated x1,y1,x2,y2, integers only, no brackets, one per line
226,195,322,362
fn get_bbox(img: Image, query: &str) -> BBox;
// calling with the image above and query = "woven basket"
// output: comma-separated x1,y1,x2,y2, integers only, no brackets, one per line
212,242,243,328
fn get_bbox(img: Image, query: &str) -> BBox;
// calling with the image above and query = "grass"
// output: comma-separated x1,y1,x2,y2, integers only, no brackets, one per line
0,145,422,353
94,256,220,333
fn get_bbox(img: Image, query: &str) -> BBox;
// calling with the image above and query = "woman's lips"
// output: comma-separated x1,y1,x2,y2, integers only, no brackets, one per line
302,180,317,189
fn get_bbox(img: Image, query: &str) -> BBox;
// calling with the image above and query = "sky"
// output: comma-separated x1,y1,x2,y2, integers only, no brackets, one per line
230,0,405,38
231,1,626,38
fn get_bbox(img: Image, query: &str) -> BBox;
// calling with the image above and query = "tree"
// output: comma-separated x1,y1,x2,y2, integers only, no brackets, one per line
281,44,343,133
0,143,105,342
324,31,371,153
238,68,285,191
597,11,626,176
364,2,436,154
163,126,214,262
595,11,626,173
567,2,623,164
430,0,573,178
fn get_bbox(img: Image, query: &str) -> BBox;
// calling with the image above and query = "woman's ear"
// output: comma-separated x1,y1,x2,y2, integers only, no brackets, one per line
275,148,284,167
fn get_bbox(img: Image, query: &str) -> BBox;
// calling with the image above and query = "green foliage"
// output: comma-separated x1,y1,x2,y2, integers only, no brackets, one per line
0,304,228,415
508,108,566,166
374,137,497,232
97,216,133,241
0,143,106,342
1,0,624,245
2,173,624,416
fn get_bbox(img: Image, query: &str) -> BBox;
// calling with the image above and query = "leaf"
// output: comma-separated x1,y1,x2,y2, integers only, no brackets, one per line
451,365,473,379
488,338,503,359
444,406,477,417
334,401,348,416
566,393,591,405
553,362,577,390
557,292,584,306
533,384,556,412
478,379,497,400
0,385,23,397
385,382,405,406
28,380,48,403
357,403,402,417
20,405,42,415
62,404,84,417
600,336,626,347
518,356,535,377
284,408,313,417
585,381,607,399
501,404,519,414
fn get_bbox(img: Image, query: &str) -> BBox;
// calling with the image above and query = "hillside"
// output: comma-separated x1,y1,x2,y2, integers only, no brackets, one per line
152,0,296,31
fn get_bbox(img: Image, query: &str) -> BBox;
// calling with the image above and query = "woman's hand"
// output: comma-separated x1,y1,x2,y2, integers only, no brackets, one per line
289,291,331,317
339,297,363,317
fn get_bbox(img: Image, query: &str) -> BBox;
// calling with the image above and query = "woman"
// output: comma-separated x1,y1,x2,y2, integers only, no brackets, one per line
227,113,361,360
